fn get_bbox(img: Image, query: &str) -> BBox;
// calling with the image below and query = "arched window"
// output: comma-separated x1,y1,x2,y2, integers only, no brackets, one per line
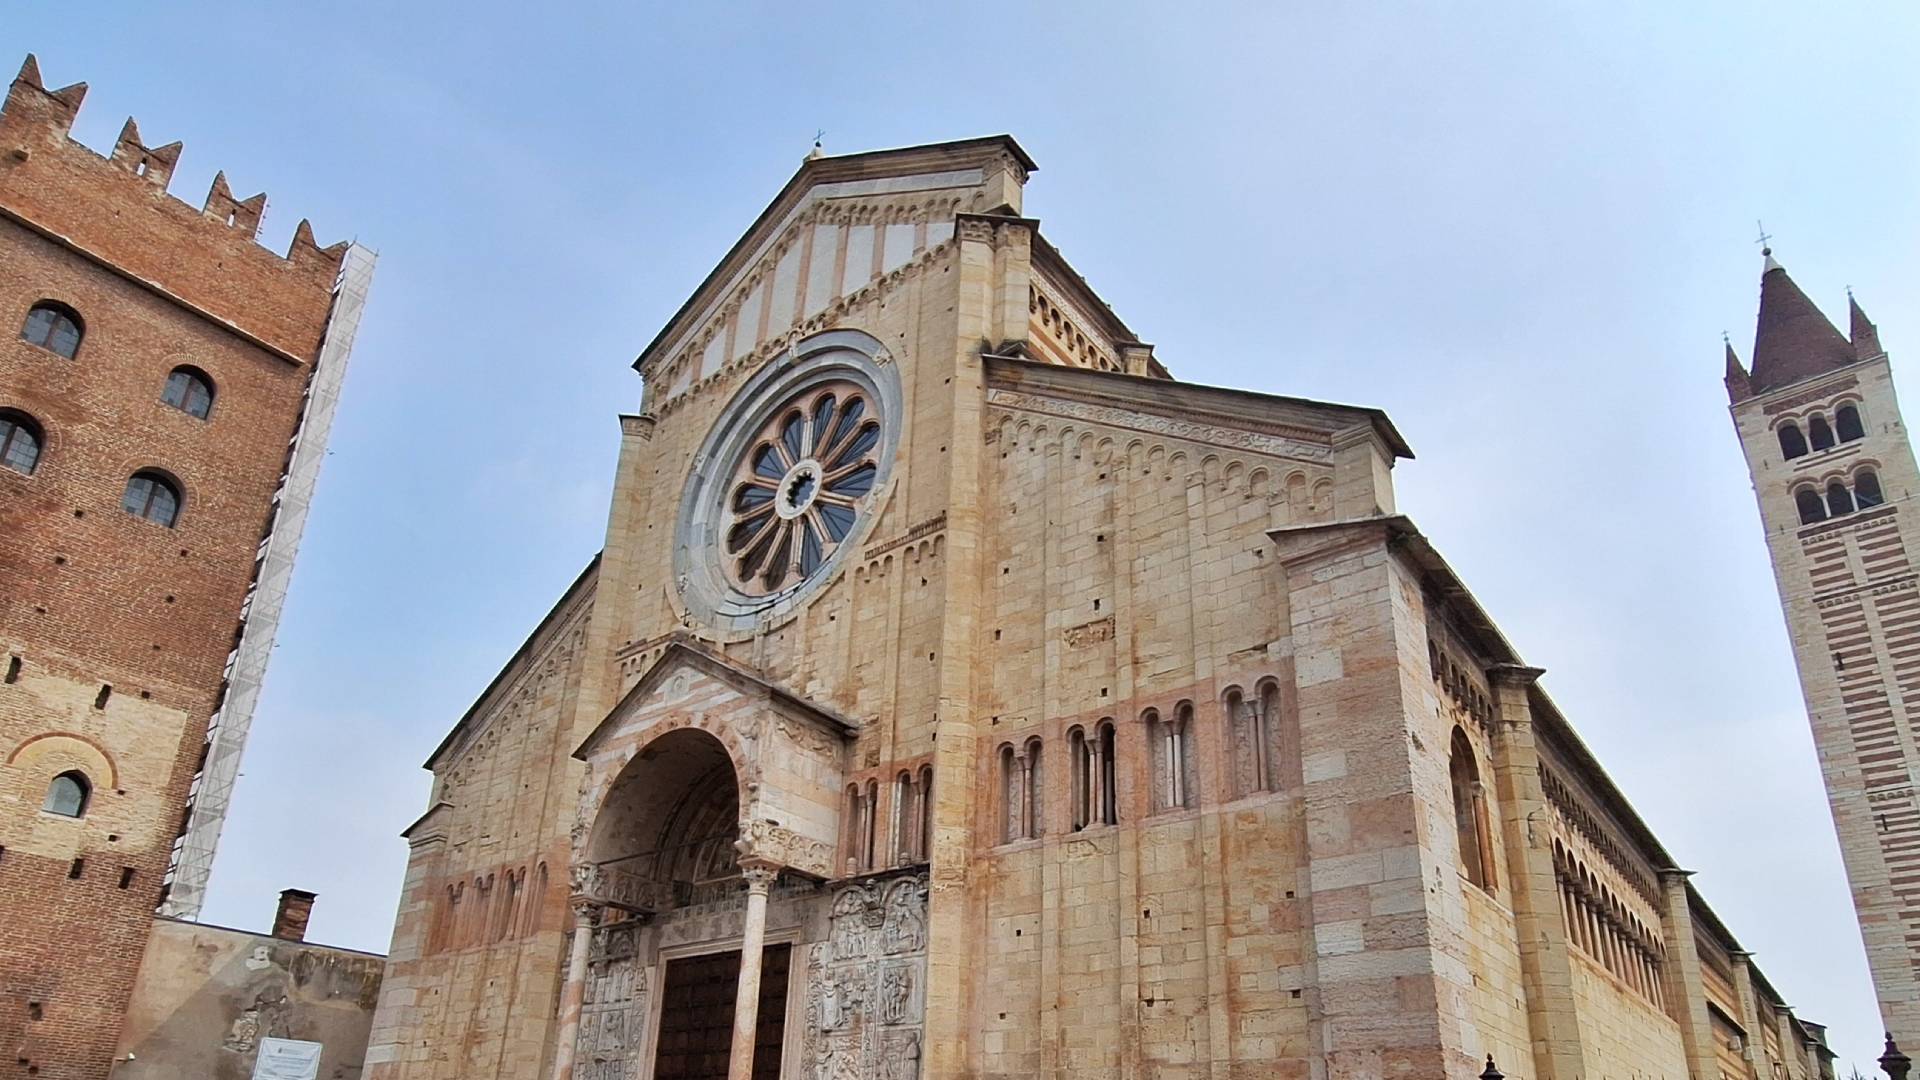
1149,705,1196,812
161,367,215,420
862,779,879,870
1226,683,1284,797
1827,481,1855,517
122,470,181,526
1809,415,1836,452
998,746,1020,844
1449,727,1494,892
893,771,915,866
1795,487,1828,525
43,771,90,818
1069,724,1118,829
1068,727,1091,830
1022,737,1044,840
0,410,43,475
1096,721,1118,826
917,764,934,863
1777,422,1808,460
1856,469,1885,509
846,783,867,868
499,869,522,942
20,302,82,358
1838,404,1866,443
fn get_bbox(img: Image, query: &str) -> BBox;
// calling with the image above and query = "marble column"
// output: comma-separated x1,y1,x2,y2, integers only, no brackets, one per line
727,862,781,1080
550,894,600,1080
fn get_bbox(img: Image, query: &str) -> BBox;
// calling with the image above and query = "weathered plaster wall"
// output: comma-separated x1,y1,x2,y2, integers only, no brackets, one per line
113,917,383,1080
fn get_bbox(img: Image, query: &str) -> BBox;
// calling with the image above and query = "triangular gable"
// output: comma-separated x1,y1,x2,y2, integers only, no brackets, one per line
636,136,1035,402
574,634,858,761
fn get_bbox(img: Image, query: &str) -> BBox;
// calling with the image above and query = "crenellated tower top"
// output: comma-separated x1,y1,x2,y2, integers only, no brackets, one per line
0,53,351,361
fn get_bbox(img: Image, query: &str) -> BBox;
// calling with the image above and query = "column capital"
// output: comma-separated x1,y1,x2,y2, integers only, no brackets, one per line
739,860,781,892
1488,663,1546,687
1658,866,1697,881
568,895,602,923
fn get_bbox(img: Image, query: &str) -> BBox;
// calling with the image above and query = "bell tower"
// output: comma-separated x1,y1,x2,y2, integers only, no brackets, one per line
1729,247,1920,1044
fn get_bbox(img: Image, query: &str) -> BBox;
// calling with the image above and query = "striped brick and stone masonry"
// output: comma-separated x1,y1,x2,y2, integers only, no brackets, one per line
1728,249,1920,1045
366,135,1837,1080
0,54,370,1079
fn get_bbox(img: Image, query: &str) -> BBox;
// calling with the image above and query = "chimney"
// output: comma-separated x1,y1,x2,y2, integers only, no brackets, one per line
271,889,317,942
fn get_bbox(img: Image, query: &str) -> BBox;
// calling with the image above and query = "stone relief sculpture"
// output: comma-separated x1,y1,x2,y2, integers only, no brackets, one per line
806,872,928,1080
576,920,647,1080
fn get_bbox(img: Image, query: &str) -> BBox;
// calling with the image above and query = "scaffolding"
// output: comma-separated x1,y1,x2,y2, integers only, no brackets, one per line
158,243,377,920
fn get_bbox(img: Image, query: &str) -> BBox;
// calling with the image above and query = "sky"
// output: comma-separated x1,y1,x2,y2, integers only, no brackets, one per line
6,2,1918,1072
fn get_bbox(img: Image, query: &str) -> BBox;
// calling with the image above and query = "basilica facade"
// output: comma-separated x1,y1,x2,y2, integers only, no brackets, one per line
363,137,1835,1080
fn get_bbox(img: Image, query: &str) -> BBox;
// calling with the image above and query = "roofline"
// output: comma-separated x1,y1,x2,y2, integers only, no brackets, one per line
149,914,388,960
423,554,601,770
1029,229,1142,350
1281,514,1827,1010
989,354,1414,460
632,135,1036,374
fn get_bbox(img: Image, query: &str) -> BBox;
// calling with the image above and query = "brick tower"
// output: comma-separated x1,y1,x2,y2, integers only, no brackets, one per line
1728,248,1920,1044
0,55,373,1077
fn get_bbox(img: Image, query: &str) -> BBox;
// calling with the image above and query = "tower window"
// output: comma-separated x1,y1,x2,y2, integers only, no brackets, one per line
1809,415,1836,452
1795,488,1828,525
1827,481,1855,517
161,367,215,420
1856,469,1885,509
1777,422,1808,460
42,771,90,818
1837,404,1866,443
20,302,82,358
122,470,182,527
0,410,43,475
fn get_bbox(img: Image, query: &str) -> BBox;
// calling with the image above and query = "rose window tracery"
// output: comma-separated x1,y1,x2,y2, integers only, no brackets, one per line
675,330,901,633
725,384,879,594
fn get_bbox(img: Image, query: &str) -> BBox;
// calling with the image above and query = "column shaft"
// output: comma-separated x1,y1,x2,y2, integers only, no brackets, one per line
727,867,778,1080
549,899,598,1080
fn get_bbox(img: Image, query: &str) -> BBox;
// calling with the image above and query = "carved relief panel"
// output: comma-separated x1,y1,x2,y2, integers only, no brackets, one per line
805,873,927,1080
577,920,649,1080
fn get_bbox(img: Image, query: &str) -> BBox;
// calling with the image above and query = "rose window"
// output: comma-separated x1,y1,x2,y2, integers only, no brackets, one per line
724,383,880,595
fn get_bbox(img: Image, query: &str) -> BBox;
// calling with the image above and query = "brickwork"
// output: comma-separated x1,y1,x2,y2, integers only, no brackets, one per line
368,137,1831,1080
1729,269,1920,1045
0,54,354,1079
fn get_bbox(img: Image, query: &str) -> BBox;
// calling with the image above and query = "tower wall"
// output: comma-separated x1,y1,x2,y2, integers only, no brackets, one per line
0,55,361,1079
1733,350,1920,1043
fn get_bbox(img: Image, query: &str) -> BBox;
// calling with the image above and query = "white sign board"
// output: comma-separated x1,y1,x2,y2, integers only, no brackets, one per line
251,1038,322,1080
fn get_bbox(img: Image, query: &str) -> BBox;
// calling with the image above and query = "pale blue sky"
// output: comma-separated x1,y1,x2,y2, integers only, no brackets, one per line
7,3,1918,1071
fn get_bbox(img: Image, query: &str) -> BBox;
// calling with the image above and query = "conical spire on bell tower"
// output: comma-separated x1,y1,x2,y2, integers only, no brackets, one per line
1724,333,1752,400
1852,289,1886,361
1739,246,1857,400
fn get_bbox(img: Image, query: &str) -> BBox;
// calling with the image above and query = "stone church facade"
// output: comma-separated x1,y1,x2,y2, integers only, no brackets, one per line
1728,253,1920,1049
366,137,1836,1080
